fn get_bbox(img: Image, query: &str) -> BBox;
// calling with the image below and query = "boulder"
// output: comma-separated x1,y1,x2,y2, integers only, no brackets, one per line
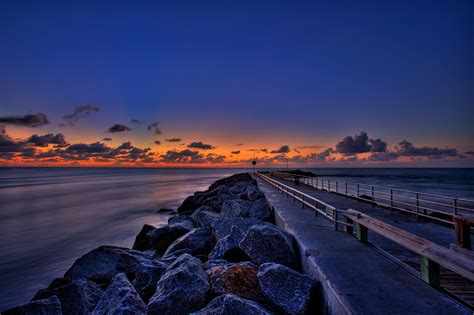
228,181,255,196
208,173,254,191
245,185,264,201
132,224,156,251
93,273,147,315
32,278,71,300
207,262,264,302
132,223,192,253
163,227,212,257
32,278,102,315
258,263,317,314
64,246,161,285
167,215,194,227
148,254,209,314
161,248,193,261
3,295,62,315
212,218,265,243
191,206,221,227
208,226,249,262
194,294,273,315
132,260,169,303
239,225,298,269
177,195,203,214
248,198,273,221
221,199,252,218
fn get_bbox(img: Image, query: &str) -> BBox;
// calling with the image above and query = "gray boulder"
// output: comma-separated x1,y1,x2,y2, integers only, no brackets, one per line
191,206,221,228
161,248,193,261
3,295,62,315
64,246,161,284
245,185,264,201
194,294,273,315
33,278,102,315
221,199,252,218
163,227,212,257
208,173,255,191
258,263,317,314
249,198,273,221
132,224,156,251
167,215,194,227
239,225,298,269
207,262,264,302
93,273,147,315
212,218,265,243
148,254,209,314
132,223,192,253
132,260,169,303
208,226,249,262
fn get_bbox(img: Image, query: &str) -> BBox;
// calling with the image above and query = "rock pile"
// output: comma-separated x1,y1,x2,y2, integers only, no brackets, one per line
3,173,319,315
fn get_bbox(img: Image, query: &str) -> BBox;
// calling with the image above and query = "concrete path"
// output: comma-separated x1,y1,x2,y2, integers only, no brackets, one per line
254,175,469,314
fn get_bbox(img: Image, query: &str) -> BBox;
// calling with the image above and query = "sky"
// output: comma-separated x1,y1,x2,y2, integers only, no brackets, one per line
0,0,473,167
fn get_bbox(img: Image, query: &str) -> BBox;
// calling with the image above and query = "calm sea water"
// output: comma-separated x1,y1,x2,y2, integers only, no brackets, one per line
0,167,473,309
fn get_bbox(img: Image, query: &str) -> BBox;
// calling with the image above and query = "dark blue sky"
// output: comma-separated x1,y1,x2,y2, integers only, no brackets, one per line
0,1,472,166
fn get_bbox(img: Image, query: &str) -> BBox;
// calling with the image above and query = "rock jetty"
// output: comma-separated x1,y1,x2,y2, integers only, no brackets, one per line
3,173,319,314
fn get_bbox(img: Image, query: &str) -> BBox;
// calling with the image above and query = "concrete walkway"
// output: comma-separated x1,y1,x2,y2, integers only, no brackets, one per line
254,175,469,314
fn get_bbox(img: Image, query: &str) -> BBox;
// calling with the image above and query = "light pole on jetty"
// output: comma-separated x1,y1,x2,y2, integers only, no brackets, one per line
252,153,257,172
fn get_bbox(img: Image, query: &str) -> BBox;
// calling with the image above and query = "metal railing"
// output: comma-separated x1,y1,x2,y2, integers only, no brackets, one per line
294,177,474,225
255,172,349,230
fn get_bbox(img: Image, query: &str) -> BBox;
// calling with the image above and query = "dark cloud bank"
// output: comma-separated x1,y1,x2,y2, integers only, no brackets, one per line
107,124,132,133
187,141,215,150
0,113,49,127
62,105,100,126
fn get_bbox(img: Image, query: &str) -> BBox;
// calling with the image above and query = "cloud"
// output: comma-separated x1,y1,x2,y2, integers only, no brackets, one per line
367,151,399,161
271,145,290,154
107,124,132,133
187,141,215,150
231,150,240,154
27,133,68,147
335,132,387,155
165,138,182,142
154,140,161,145
0,128,33,158
236,143,244,146
296,145,324,150
397,140,458,159
307,148,335,162
147,121,162,136
160,149,224,164
102,137,112,141
131,119,142,124
261,148,268,153
0,113,50,127
61,105,100,126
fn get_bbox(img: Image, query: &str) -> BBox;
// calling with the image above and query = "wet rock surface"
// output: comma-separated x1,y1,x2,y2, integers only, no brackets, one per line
240,224,298,269
5,173,318,315
33,278,103,315
148,254,209,314
194,294,274,315
93,273,147,315
258,263,317,314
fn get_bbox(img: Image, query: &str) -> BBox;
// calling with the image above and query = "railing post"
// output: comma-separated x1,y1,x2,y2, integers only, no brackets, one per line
390,189,393,213
336,181,338,193
416,193,419,219
420,256,440,289
334,210,338,231
355,223,368,244
371,186,374,200
453,198,458,215
357,184,360,197
345,182,348,196
344,216,353,235
302,195,305,208
314,201,318,217
328,180,331,192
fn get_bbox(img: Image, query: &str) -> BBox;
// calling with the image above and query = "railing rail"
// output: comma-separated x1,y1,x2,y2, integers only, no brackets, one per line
255,172,347,230
295,177,474,225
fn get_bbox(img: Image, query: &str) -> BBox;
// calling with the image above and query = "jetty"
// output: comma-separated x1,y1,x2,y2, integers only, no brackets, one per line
255,171,474,313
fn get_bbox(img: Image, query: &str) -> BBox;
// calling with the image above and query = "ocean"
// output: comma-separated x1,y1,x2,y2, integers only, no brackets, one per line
0,167,473,309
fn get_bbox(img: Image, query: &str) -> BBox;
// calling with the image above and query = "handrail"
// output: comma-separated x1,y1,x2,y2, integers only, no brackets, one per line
296,177,474,225
343,209,474,289
255,172,344,229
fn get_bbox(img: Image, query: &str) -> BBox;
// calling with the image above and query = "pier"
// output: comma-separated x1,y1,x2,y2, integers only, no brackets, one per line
254,172,474,314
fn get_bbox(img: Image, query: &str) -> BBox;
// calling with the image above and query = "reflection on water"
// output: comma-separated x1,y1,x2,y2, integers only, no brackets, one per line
0,168,244,310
